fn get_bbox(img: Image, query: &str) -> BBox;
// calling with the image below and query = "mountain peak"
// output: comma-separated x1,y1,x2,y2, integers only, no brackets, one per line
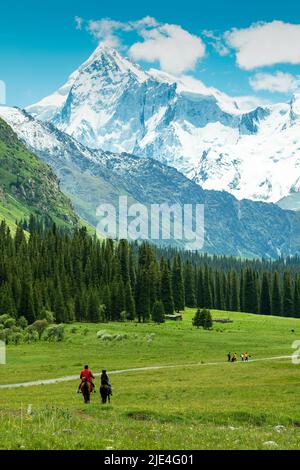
80,44,149,83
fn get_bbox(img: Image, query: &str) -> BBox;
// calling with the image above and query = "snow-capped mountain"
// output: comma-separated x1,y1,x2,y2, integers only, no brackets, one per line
1,105,300,258
27,45,300,205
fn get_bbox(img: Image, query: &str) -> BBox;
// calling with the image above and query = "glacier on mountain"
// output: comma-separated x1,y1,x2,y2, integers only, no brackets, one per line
26,45,300,205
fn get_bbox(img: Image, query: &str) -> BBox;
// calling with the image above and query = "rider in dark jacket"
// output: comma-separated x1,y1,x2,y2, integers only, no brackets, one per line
101,369,112,394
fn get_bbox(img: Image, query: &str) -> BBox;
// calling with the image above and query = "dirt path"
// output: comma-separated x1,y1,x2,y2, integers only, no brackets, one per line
0,355,294,390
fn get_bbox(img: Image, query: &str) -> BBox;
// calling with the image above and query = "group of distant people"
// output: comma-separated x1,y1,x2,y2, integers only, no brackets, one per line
227,352,251,362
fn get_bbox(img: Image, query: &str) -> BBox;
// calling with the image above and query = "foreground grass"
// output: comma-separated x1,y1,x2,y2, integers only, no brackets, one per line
1,309,300,449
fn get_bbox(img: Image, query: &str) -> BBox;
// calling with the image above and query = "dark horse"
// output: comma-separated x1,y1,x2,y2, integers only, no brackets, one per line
81,380,93,404
100,384,112,404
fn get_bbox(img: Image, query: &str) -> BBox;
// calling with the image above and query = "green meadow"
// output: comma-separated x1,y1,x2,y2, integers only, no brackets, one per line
1,309,300,450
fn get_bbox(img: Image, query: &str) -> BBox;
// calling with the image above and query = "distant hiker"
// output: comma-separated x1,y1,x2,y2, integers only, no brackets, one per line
241,353,245,361
244,352,250,362
231,353,237,362
78,365,95,393
227,353,231,362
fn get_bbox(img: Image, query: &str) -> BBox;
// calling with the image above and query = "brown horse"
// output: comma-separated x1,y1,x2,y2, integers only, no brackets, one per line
80,380,93,404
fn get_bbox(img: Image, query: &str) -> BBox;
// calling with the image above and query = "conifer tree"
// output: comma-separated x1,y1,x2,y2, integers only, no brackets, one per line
125,281,136,320
294,278,300,318
283,272,294,317
151,300,165,323
203,309,213,330
260,272,272,315
172,255,185,312
271,272,282,316
230,271,239,312
160,259,174,315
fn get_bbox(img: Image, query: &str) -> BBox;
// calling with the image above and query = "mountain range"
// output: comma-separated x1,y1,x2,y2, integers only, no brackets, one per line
0,45,300,257
1,105,300,258
27,45,300,208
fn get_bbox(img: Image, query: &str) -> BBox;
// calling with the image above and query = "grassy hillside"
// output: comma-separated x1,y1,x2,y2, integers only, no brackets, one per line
0,118,79,231
1,309,300,450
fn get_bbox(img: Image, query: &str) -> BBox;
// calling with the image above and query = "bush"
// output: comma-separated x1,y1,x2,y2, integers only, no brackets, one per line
17,316,28,329
44,324,65,342
0,314,11,325
30,319,48,339
24,330,39,343
4,317,16,329
39,309,55,324
114,334,128,341
96,330,107,339
9,332,23,345
100,334,113,341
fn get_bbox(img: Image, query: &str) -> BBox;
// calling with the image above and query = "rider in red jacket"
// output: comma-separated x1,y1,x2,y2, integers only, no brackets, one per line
77,365,95,393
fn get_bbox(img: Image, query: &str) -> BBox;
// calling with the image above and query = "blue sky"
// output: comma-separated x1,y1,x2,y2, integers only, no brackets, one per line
1,0,300,107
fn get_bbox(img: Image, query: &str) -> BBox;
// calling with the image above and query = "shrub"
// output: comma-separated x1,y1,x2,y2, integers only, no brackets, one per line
39,309,55,324
44,324,65,342
30,319,48,339
17,316,28,329
9,332,23,345
0,314,11,325
100,334,113,341
114,334,128,341
24,330,39,343
96,330,107,339
4,317,16,329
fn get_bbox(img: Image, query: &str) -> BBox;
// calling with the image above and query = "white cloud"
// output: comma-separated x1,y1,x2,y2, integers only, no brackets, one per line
75,16,83,31
129,24,206,75
225,21,300,70
202,30,230,57
250,72,299,93
81,16,205,75
85,17,159,49
233,95,272,112
87,19,130,48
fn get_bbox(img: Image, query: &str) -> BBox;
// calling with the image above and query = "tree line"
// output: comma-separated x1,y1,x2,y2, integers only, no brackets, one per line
0,217,300,324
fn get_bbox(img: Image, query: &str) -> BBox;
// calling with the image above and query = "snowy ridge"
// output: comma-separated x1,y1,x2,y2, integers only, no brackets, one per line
1,105,300,258
25,46,300,206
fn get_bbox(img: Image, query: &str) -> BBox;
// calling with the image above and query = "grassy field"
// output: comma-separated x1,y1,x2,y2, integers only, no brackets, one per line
1,309,300,450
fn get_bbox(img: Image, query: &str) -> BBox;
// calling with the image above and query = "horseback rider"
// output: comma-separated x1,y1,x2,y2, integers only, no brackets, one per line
77,365,95,393
100,369,112,395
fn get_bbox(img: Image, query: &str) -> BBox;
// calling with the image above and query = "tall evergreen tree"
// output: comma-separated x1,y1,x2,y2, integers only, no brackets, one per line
260,272,272,315
160,259,174,315
283,272,294,317
125,281,136,320
172,255,185,312
152,300,165,323
271,272,282,316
